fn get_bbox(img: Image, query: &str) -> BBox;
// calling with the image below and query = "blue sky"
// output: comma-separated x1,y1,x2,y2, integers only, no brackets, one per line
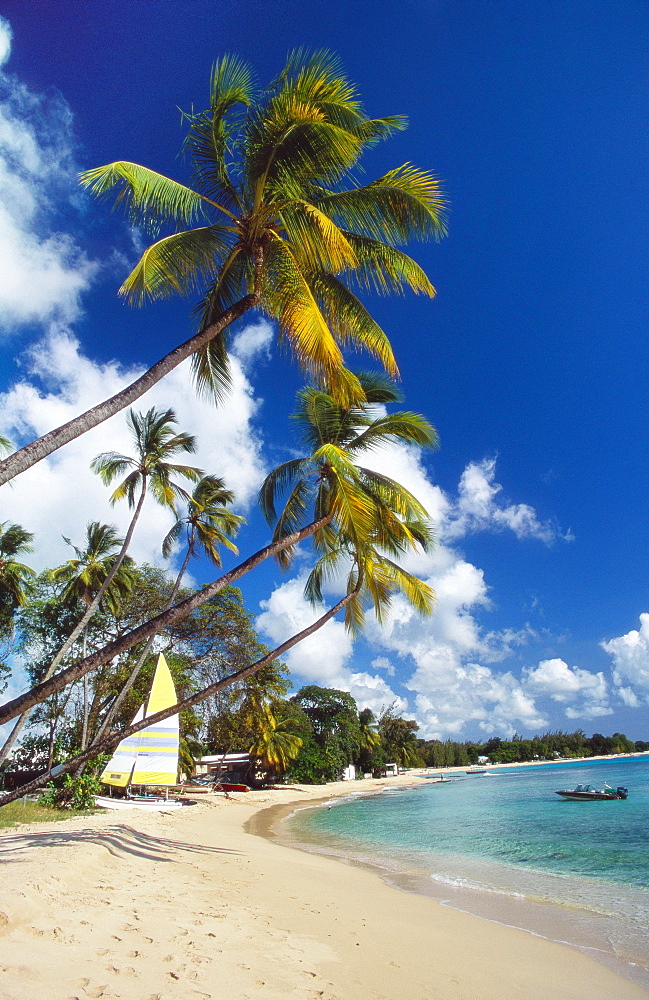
0,1,648,740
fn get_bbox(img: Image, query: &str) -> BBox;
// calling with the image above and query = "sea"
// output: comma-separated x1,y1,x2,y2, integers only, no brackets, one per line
278,756,649,989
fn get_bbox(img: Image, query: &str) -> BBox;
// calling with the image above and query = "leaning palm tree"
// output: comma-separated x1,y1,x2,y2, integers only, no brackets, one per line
49,522,136,749
0,378,438,756
91,475,243,744
0,50,446,487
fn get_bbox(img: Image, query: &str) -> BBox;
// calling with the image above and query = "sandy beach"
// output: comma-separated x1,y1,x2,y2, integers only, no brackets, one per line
1,773,647,1000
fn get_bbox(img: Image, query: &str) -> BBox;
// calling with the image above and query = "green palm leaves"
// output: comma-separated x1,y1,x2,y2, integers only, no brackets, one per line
162,475,244,568
91,407,202,510
0,522,35,626
50,522,135,614
80,50,446,404
259,373,438,632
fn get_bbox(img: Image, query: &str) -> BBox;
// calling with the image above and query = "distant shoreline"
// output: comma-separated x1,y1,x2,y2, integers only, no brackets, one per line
426,750,649,774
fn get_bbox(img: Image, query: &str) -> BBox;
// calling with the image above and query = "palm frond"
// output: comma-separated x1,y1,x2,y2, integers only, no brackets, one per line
343,234,436,297
79,162,209,235
90,453,134,486
119,226,233,305
182,54,253,207
258,458,312,524
162,519,184,559
316,163,447,243
262,234,347,388
349,411,439,453
281,201,357,272
310,273,399,376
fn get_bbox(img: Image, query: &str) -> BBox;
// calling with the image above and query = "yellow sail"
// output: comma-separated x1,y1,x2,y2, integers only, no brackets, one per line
100,653,179,788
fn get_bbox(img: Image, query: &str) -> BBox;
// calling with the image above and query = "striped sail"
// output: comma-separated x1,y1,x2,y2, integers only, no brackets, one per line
100,653,179,788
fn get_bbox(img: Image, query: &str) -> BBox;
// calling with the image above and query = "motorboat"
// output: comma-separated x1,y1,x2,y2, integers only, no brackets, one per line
466,768,487,775
555,782,628,801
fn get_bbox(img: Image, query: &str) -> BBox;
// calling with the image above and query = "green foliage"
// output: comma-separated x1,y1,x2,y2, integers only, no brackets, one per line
40,771,103,811
80,50,447,404
259,376,437,633
0,522,36,636
289,685,361,782
378,704,423,768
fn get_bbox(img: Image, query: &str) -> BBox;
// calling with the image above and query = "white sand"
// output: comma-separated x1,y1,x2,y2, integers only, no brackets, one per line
1,776,647,1000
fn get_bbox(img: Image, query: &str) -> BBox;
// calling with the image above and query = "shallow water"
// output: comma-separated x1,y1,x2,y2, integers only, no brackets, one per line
280,757,649,988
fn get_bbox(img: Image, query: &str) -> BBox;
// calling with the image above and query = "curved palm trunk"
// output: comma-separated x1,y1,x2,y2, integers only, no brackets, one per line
0,294,257,487
91,534,194,746
0,514,332,728
0,482,148,767
0,578,360,806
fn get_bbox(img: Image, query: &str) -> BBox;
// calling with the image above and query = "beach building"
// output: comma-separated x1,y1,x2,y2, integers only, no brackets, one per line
195,753,254,785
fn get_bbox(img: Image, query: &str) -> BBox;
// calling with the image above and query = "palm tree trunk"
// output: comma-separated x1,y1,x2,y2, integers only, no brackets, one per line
0,578,360,806
91,536,194,746
80,629,89,750
0,482,148,767
0,514,332,728
0,294,257,487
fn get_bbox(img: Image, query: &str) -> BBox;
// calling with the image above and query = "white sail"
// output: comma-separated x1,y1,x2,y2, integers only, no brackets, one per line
100,653,179,788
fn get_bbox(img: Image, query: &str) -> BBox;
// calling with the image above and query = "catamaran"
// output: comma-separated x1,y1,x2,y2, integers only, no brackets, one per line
95,652,190,811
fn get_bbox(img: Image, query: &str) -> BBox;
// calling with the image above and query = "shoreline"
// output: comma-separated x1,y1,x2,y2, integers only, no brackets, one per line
1,774,647,999
251,771,649,990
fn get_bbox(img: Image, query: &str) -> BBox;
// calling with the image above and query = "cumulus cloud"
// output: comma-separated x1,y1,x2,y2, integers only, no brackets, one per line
523,657,611,719
443,458,572,544
0,17,95,331
601,613,649,705
253,432,576,736
0,325,268,572
256,572,407,716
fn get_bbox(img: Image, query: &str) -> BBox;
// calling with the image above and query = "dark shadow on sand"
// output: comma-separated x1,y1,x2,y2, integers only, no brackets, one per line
0,823,241,864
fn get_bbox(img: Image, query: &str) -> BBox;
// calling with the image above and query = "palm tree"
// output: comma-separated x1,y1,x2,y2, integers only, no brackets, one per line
248,700,303,778
0,409,200,765
259,373,438,629
162,474,243,575
49,522,136,749
50,522,135,613
92,406,202,519
0,522,35,632
92,475,243,744
0,50,446,486
0,380,438,745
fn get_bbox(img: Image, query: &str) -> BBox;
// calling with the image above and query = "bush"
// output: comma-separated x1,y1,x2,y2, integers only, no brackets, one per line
40,772,102,811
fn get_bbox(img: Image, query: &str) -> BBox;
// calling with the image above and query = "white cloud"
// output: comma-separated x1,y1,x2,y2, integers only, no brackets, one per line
601,613,649,705
523,657,611,719
254,440,572,737
256,572,406,716
443,458,572,544
0,21,95,330
0,325,268,572
0,18,12,68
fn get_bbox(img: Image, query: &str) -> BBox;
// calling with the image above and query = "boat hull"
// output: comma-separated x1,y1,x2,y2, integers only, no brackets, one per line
95,795,192,811
555,787,628,801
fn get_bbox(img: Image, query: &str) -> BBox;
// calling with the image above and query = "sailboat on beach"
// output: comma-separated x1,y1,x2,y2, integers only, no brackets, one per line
95,652,190,811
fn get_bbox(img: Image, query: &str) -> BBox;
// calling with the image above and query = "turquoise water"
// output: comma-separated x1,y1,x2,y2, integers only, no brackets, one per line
281,757,649,986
